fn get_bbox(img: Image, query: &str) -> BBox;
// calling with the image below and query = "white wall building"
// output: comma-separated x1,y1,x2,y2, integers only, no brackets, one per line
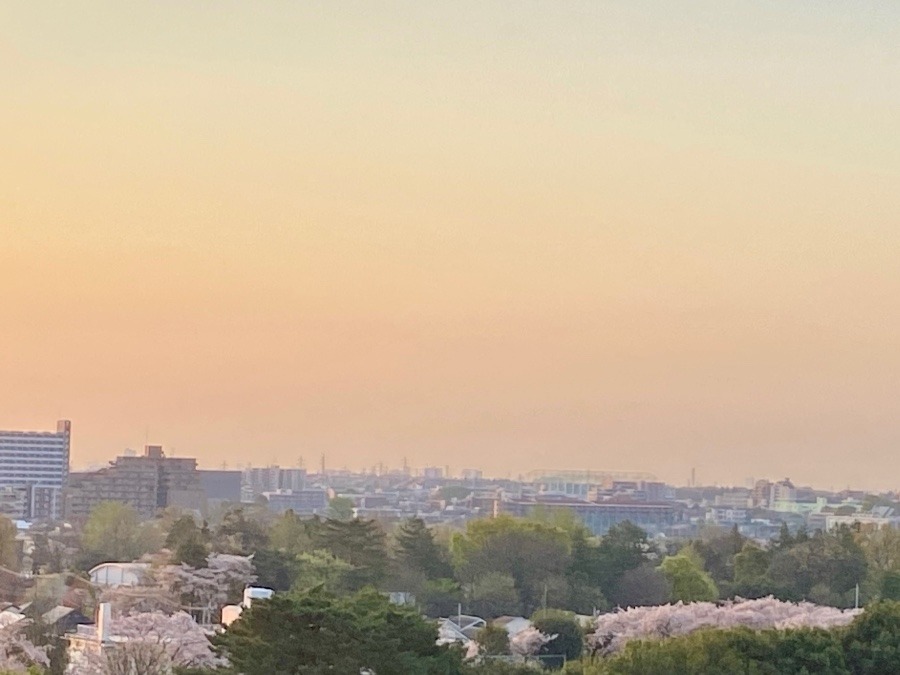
221,586,274,626
0,420,70,519
66,602,112,673
89,562,150,587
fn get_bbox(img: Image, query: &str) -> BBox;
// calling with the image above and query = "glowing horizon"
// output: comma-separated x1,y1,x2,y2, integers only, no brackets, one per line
2,3,899,490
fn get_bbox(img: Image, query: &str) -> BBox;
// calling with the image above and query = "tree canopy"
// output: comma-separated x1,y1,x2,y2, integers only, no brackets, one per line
216,587,464,675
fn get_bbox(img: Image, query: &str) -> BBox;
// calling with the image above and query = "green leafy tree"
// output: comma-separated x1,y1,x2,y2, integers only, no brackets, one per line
253,548,299,591
420,578,464,618
659,550,718,603
166,514,200,549
843,600,900,675
476,623,510,656
468,572,521,619
565,574,609,615
216,587,465,674
214,507,270,555
216,591,361,674
768,546,811,601
326,496,355,521
594,522,653,596
772,523,795,552
858,526,900,602
568,602,900,675
395,518,453,580
767,527,866,605
349,589,464,674
692,526,746,590
529,505,591,538
454,516,570,615
824,526,868,597
29,532,64,575
468,663,547,675
733,542,773,597
879,570,900,601
771,523,804,551
581,627,848,675
166,515,211,568
532,609,584,661
79,502,161,568
269,509,312,556
859,526,900,573
566,528,607,609
611,564,671,608
309,517,389,590
291,549,355,594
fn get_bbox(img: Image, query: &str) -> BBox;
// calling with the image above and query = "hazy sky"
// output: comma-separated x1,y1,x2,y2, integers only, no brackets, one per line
2,2,899,489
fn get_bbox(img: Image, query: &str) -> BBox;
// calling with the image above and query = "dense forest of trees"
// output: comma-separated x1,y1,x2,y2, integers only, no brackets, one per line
7,500,900,673
127,505,896,619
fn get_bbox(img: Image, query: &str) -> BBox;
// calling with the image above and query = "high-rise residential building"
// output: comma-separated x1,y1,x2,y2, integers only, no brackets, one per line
63,445,205,519
241,467,306,502
752,479,773,508
770,478,797,506
0,420,71,520
461,469,483,482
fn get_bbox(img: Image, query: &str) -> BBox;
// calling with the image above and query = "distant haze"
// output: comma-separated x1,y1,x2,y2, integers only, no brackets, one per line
2,3,899,490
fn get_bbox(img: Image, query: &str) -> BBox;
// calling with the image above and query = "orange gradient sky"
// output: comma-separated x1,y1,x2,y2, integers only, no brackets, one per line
2,3,899,489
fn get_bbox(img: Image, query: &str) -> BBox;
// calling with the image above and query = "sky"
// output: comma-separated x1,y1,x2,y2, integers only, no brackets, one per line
1,2,899,490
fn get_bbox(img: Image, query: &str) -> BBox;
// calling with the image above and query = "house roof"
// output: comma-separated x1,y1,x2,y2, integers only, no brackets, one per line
42,605,76,625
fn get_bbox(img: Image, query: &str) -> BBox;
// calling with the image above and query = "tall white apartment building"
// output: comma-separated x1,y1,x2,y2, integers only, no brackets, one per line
0,420,70,520
241,466,307,502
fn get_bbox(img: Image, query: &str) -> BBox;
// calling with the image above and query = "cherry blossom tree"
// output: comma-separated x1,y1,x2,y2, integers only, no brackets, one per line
461,626,554,662
587,596,860,655
509,626,555,657
153,553,256,624
80,611,224,675
99,585,180,617
0,619,49,673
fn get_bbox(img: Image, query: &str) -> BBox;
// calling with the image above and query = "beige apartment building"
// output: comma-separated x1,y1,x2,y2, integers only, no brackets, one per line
64,445,205,520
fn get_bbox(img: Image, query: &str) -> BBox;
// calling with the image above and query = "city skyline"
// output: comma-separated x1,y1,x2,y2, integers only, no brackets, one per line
1,418,885,494
3,3,900,491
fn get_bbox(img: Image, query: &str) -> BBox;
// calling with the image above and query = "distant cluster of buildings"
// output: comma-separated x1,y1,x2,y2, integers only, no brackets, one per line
0,421,331,522
692,477,900,538
1,421,898,540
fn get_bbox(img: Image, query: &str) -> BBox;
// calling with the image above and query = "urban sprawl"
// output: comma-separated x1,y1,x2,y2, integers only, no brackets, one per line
3,421,894,537
1,420,899,674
